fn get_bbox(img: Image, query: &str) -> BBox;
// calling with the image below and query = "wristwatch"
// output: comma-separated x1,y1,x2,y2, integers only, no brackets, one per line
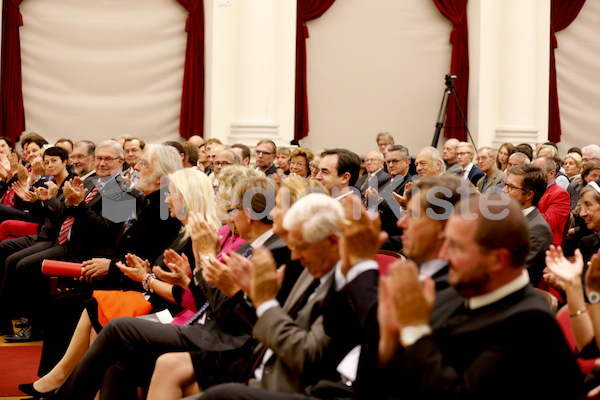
588,291,600,304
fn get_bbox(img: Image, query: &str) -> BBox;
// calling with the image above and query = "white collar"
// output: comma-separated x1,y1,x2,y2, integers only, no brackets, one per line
465,270,530,310
251,228,274,248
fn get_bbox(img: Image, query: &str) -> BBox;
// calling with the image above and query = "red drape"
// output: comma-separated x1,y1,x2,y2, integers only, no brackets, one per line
295,0,337,141
549,0,586,143
0,0,25,144
433,0,469,142
175,0,205,140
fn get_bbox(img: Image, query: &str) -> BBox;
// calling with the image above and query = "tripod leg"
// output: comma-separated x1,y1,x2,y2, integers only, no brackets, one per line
432,89,451,147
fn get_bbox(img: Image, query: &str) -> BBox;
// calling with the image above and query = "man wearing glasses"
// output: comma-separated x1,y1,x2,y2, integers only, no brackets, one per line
254,139,278,176
502,163,552,286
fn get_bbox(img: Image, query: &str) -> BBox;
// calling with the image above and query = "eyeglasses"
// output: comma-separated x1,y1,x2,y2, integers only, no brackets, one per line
502,182,527,193
289,161,306,168
255,150,273,156
456,152,471,157
227,207,240,218
213,161,233,167
386,159,403,164
95,156,120,163
364,159,381,163
309,163,320,173
70,154,91,161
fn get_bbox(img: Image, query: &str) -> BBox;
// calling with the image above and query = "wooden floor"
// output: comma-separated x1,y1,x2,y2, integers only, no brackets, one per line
0,320,42,400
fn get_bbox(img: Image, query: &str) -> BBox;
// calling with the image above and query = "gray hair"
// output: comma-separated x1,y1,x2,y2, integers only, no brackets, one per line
478,146,497,159
509,152,531,164
536,156,557,172
145,144,183,177
282,193,344,244
96,139,124,159
582,144,600,159
422,146,446,174
386,144,410,160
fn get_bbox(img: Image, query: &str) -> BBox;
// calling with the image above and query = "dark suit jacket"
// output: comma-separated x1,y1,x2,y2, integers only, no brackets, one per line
467,165,485,186
525,207,553,286
373,173,413,247
376,284,584,399
355,169,392,195
262,164,278,177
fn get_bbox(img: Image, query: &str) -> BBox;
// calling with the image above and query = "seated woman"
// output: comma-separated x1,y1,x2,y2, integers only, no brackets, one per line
18,167,220,398
287,147,314,179
145,177,328,400
564,152,583,183
565,161,600,256
0,136,48,218
544,183,600,396
0,146,76,241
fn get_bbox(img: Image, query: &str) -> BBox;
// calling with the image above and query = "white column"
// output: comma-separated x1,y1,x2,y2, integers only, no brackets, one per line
204,0,296,148
468,0,550,149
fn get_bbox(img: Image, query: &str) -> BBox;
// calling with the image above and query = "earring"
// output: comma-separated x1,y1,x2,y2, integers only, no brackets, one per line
180,204,188,217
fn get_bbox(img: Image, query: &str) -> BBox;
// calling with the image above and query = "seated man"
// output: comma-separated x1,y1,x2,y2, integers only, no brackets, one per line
374,194,584,399
502,163,553,286
476,146,504,193
443,138,463,176
533,156,571,247
456,141,484,185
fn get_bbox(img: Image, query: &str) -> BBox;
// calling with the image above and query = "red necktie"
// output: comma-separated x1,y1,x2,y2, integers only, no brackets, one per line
58,183,100,245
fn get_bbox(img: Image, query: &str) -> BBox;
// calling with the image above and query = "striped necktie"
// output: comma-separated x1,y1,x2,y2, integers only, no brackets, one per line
58,183,101,245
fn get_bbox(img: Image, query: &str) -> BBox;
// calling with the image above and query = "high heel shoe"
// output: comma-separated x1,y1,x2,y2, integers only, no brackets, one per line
18,382,55,398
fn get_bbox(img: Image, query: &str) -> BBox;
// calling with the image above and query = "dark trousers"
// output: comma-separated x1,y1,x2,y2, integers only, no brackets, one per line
13,243,70,330
55,317,217,400
0,235,45,329
199,383,318,400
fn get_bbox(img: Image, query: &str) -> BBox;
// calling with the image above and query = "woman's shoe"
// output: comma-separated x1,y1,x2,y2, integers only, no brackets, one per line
14,318,29,329
18,382,55,397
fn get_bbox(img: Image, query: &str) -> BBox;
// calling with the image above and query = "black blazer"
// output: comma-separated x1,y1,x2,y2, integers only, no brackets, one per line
467,165,485,186
355,169,392,195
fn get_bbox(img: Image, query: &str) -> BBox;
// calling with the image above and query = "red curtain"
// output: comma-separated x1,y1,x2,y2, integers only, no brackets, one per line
433,0,469,142
549,0,586,143
0,0,25,144
175,0,205,140
295,0,337,141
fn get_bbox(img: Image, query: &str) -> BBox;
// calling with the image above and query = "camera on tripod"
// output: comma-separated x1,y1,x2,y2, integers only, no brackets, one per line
445,74,457,88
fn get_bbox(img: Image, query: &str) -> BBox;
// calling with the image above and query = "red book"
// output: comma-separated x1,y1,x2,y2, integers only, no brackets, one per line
41,260,82,278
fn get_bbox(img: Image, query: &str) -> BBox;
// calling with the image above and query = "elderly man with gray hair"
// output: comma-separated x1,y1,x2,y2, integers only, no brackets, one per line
476,146,504,194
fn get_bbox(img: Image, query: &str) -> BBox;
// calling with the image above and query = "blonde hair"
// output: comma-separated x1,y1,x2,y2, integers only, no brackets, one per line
168,168,220,229
216,166,263,217
280,177,329,203
289,147,314,164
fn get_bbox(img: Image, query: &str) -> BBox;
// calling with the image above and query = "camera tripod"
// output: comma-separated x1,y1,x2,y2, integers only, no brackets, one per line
431,74,475,148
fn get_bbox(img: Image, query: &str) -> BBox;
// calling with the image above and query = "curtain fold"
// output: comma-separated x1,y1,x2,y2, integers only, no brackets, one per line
174,0,205,140
295,0,337,141
549,0,586,143
1,0,26,144
433,0,469,142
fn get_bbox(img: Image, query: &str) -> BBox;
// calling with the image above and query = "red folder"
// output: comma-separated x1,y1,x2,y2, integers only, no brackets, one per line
41,260,82,278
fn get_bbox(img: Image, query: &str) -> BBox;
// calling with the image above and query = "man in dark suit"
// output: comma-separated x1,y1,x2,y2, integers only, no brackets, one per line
355,151,391,197
456,141,484,185
255,139,278,177
375,194,584,399
503,163,553,286
443,138,463,176
364,145,412,250
397,175,471,290
3,140,133,342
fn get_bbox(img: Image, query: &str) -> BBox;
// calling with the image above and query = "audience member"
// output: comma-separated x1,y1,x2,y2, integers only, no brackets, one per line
375,194,584,399
275,146,291,174
533,156,571,247
442,138,462,176
496,142,514,172
355,151,390,195
231,143,251,167
376,132,394,154
414,146,445,179
456,141,484,185
582,144,600,167
287,147,314,179
254,139,278,176
502,163,552,286
475,146,504,193
188,135,204,149
564,152,583,183
180,141,199,168
315,148,361,199
514,142,534,161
